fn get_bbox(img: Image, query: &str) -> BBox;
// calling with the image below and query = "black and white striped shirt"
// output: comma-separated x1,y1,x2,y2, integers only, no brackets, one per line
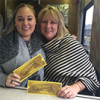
43,34,100,94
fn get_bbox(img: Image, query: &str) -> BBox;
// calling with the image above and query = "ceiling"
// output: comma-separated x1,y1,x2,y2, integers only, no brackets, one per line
17,0,38,5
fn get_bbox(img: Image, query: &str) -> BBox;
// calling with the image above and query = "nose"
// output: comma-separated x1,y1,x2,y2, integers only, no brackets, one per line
23,19,28,25
46,22,51,28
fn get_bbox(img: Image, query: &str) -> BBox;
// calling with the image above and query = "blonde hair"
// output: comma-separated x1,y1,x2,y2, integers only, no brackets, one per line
1,3,36,36
38,5,69,40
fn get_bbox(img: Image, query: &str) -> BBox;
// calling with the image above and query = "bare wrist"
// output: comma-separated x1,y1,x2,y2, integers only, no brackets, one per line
75,81,85,92
76,82,82,92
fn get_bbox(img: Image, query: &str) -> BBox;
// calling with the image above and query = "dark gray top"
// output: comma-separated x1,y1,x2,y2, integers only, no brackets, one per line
0,30,45,87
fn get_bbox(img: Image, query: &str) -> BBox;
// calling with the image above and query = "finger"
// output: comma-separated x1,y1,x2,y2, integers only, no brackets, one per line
8,83,16,87
59,89,70,97
11,73,20,79
64,92,71,98
61,85,69,91
68,94,76,99
57,85,68,96
6,73,20,87
11,77,20,82
6,80,16,87
12,81,20,86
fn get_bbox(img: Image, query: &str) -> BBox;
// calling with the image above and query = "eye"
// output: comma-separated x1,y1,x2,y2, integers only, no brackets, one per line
42,21,47,23
51,22,55,24
18,18,23,21
28,18,33,21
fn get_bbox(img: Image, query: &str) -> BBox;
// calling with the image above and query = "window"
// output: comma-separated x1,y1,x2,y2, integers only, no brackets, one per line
82,0,94,55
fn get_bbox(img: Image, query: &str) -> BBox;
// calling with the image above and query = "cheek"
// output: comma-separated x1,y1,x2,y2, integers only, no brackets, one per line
30,20,36,27
40,23,44,31
54,26,58,32
30,23,36,30
31,23,35,26
16,25,21,31
15,22,21,29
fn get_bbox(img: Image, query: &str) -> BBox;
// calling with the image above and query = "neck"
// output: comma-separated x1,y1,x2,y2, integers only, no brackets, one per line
22,36,31,41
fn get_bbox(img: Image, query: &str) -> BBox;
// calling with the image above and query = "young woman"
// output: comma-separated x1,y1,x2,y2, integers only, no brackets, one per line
0,3,45,88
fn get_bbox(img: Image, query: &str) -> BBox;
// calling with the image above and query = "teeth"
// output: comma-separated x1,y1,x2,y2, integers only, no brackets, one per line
22,28,29,30
45,30,51,32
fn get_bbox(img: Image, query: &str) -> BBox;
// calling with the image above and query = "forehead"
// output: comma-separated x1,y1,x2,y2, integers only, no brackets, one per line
16,7,34,17
42,12,57,21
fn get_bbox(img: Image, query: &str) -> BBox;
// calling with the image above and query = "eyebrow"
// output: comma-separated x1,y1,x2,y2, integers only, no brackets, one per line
16,15,34,18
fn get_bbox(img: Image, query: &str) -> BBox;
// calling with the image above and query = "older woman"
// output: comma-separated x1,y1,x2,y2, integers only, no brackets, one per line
0,3,45,88
37,5,100,99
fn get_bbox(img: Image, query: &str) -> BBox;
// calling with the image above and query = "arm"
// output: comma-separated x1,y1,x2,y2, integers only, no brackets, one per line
57,81,85,99
58,36,99,98
0,65,20,87
0,65,8,87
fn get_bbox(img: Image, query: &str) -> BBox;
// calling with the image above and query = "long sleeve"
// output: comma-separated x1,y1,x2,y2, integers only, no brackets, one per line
0,65,8,87
43,34,100,94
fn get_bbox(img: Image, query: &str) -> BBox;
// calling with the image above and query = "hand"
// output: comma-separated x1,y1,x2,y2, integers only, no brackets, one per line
57,84,80,99
6,73,20,87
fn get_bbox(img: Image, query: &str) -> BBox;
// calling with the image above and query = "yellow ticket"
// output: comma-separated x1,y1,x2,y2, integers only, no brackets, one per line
13,54,47,82
27,80,62,96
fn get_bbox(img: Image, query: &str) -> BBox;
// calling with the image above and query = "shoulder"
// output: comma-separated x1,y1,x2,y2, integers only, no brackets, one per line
62,34,79,45
0,31,17,46
61,34,85,51
0,30,18,64
0,30,15,40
